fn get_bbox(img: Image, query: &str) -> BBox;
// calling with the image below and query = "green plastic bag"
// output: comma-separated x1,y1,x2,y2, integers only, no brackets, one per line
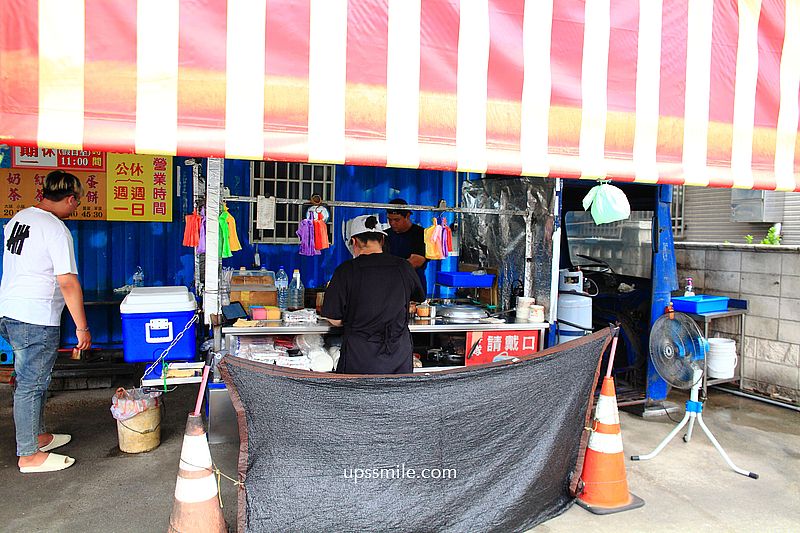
582,183,631,225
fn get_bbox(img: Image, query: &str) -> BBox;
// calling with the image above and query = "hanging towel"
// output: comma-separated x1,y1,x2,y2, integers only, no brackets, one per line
183,209,202,247
219,208,233,259
313,212,330,250
224,206,242,252
297,216,319,256
197,208,207,254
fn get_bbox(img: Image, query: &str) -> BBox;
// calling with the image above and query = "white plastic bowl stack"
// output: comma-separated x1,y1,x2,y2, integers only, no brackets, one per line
707,338,738,379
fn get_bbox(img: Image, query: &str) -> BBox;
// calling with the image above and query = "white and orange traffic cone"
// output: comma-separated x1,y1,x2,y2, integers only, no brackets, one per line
577,332,644,515
168,413,226,533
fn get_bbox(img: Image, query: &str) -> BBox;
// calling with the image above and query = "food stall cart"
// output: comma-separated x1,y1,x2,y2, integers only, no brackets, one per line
1,2,798,531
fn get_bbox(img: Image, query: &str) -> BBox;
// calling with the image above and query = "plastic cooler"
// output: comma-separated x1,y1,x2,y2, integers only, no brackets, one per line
120,287,197,374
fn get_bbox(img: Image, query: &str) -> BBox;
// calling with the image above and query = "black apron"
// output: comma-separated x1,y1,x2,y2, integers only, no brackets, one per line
337,259,413,374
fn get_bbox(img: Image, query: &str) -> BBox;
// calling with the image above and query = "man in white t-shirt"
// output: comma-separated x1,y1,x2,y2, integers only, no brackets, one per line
0,170,91,473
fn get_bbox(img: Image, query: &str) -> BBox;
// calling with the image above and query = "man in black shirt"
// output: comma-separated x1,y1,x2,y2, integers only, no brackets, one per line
386,198,428,294
321,215,425,374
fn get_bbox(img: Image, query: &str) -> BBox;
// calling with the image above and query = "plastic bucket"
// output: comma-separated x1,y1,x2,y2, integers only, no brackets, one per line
707,338,737,379
117,405,162,453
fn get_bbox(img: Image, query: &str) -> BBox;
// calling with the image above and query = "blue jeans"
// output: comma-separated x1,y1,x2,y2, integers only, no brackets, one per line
0,317,60,456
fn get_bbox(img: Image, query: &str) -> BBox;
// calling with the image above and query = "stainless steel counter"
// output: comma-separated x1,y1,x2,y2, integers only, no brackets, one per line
222,318,550,336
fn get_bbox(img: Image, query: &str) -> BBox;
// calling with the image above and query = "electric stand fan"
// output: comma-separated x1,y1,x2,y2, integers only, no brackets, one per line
630,312,758,479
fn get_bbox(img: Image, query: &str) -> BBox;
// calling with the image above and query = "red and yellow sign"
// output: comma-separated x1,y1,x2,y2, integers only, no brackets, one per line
106,154,172,222
0,152,171,222
1,169,106,221
465,330,540,366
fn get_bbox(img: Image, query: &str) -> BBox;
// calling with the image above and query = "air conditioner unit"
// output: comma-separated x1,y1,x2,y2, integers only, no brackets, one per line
731,189,784,223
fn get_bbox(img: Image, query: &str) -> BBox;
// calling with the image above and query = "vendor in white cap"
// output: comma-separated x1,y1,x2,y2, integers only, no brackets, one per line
321,215,424,374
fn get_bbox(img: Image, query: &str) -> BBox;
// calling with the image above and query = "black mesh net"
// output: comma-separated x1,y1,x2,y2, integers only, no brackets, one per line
219,329,609,532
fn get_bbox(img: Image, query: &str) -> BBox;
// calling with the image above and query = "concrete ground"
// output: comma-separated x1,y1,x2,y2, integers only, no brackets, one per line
0,381,798,532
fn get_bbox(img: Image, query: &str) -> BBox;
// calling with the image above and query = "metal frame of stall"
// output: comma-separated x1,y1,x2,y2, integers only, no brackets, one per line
199,158,563,353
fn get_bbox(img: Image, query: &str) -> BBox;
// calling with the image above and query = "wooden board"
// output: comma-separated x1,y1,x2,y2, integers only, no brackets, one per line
230,290,278,308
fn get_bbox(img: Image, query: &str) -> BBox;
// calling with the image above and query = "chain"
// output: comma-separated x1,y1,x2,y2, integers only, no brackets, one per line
140,313,201,389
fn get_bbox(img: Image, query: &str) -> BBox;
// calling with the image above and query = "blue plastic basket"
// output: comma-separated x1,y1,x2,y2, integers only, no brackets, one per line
672,295,729,314
436,271,496,288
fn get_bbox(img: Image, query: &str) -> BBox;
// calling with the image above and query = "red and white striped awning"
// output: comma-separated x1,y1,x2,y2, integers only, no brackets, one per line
1,0,798,190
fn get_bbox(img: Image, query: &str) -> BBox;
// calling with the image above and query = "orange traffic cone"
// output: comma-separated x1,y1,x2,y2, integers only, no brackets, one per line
577,376,644,514
168,413,227,533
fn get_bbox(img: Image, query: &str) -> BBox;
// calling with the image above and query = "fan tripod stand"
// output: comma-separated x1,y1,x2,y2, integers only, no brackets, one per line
631,368,758,479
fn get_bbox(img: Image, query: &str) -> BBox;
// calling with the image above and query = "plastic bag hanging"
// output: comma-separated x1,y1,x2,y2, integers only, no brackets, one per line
424,218,444,260
582,182,631,224
224,205,242,252
218,207,233,258
313,212,330,250
197,207,207,254
182,209,202,247
440,216,453,257
297,214,319,256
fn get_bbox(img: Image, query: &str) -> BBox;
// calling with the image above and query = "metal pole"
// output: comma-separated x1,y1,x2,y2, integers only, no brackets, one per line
204,158,222,325
224,195,529,217
523,212,533,297
548,179,563,327
192,162,203,296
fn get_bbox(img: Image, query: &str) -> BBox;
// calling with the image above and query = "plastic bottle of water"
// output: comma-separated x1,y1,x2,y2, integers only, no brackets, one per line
288,269,305,311
132,266,144,287
276,267,289,310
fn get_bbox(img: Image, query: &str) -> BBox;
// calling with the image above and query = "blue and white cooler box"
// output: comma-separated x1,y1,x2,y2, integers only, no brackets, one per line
120,286,197,378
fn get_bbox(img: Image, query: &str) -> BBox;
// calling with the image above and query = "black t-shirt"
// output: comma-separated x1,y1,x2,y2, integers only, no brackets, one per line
322,253,425,374
386,224,428,292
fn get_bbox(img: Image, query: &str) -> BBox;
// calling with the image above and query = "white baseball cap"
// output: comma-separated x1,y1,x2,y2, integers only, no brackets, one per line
348,214,387,238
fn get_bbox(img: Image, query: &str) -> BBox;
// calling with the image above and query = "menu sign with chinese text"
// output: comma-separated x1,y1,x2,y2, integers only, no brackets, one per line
13,147,106,172
106,154,172,222
1,169,106,220
465,330,540,366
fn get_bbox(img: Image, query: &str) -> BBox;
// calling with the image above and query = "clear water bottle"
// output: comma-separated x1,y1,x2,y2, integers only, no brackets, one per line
276,266,289,310
288,269,305,311
132,266,144,287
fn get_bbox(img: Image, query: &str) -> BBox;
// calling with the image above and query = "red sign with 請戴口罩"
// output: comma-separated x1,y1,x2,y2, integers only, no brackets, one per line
465,330,539,366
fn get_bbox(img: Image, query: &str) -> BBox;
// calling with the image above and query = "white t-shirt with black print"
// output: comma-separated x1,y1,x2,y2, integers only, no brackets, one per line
0,207,78,326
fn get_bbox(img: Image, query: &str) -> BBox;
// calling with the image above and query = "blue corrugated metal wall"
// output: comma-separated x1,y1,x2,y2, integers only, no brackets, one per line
0,157,197,347
221,160,463,293
1,158,464,348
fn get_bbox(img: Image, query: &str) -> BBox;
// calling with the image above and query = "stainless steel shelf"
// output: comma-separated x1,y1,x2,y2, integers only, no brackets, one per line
681,300,747,396
222,318,550,336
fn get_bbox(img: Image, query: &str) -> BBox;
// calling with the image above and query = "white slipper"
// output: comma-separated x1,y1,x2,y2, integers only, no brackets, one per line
19,453,75,473
39,433,71,452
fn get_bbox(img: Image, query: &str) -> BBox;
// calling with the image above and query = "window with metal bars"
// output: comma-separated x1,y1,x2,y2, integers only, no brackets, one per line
249,161,335,244
671,185,685,238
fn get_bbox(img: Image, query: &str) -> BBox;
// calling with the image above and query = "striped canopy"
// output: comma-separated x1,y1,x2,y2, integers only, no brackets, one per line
1,0,798,190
